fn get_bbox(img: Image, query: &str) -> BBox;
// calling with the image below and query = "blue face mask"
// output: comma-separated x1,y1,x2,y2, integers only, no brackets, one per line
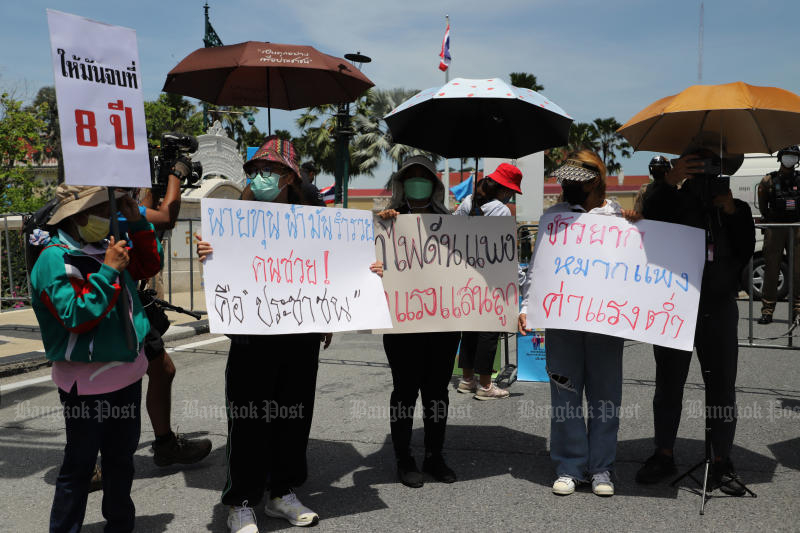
250,171,283,202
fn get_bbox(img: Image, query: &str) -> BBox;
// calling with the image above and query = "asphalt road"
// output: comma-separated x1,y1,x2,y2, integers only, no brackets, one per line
1,304,799,532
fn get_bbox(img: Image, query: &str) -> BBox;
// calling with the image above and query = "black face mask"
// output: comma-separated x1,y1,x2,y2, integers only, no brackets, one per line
562,182,589,206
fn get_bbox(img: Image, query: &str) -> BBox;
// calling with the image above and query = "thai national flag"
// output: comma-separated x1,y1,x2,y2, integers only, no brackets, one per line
319,185,335,205
438,22,451,72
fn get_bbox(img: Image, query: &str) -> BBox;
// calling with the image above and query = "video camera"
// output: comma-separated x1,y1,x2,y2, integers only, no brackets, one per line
150,132,203,203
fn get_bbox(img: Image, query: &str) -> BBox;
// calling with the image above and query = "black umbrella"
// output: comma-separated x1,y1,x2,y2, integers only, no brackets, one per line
384,77,572,159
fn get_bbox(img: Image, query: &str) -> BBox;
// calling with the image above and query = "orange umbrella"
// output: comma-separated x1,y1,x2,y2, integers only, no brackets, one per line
618,81,800,154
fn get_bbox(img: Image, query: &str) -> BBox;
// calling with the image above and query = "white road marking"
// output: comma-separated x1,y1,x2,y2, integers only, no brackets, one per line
0,336,227,393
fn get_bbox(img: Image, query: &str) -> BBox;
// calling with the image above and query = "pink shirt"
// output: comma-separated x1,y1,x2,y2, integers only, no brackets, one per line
52,349,148,395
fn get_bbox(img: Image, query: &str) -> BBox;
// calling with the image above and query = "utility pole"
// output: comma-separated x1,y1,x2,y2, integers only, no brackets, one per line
698,2,704,82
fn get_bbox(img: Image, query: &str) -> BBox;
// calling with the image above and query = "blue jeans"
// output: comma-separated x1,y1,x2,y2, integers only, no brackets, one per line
545,329,623,480
50,380,141,533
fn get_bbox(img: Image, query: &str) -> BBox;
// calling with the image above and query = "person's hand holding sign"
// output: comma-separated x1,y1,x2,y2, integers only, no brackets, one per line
195,234,213,263
518,313,531,336
104,236,130,272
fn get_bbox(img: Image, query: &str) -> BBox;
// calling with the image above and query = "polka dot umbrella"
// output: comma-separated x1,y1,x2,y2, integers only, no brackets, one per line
384,77,572,159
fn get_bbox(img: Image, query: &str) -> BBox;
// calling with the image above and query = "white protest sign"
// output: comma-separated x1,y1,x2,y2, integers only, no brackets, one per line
375,214,518,333
47,9,150,187
527,212,705,350
200,198,392,334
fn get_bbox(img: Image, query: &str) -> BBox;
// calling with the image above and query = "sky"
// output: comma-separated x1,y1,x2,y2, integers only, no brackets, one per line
2,0,799,189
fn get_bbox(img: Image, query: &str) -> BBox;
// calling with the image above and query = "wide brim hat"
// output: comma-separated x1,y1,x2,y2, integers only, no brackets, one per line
552,159,602,184
48,185,127,225
486,162,523,194
243,135,300,177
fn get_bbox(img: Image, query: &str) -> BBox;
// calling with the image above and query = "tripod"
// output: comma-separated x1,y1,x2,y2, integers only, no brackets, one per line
670,369,757,514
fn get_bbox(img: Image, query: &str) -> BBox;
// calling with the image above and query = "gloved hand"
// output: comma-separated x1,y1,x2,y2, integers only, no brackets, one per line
172,156,192,180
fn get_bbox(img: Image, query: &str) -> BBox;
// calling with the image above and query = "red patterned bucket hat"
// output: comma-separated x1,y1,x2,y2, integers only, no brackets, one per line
243,135,300,177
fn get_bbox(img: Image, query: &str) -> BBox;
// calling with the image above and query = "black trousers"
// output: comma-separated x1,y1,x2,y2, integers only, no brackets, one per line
383,332,460,459
221,334,320,507
458,331,500,375
653,295,739,458
50,380,142,533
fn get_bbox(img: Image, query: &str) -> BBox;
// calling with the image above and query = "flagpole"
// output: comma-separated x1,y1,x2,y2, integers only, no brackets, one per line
442,14,450,209
444,15,450,84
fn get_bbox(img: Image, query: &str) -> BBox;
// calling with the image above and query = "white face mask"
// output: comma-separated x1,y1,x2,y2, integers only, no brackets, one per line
781,155,799,169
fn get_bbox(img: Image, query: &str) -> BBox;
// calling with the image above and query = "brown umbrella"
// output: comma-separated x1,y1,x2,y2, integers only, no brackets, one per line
162,41,374,131
618,81,800,154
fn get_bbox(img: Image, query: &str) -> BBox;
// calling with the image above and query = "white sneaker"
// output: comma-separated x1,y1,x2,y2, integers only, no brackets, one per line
552,475,576,495
457,377,477,394
474,383,510,400
264,491,319,527
228,502,259,533
592,471,614,496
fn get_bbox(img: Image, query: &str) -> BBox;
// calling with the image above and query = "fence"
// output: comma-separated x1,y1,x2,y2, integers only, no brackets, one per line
4,213,800,350
0,213,205,313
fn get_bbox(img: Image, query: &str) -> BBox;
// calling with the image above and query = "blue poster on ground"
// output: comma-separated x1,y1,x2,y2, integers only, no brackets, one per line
517,329,547,382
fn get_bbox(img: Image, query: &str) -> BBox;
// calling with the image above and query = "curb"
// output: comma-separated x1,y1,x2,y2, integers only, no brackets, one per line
0,320,210,378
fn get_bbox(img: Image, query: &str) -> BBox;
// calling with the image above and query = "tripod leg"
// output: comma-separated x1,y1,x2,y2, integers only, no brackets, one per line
700,460,710,515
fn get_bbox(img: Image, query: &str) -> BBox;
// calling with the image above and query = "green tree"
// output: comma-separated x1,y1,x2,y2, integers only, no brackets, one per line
144,93,203,149
295,104,339,175
351,88,440,185
544,122,600,177
568,122,600,153
592,117,632,175
509,72,544,92
206,104,259,151
26,86,63,183
0,92,48,212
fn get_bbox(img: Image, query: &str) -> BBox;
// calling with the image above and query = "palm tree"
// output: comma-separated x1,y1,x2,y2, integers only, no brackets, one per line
509,72,544,92
568,122,600,153
592,117,632,175
351,88,440,187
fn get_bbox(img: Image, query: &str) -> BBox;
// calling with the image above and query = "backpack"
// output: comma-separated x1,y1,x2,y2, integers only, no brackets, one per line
22,197,60,275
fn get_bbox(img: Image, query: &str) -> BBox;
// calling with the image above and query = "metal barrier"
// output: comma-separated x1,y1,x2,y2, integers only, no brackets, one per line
0,212,205,314
0,213,29,310
741,222,800,350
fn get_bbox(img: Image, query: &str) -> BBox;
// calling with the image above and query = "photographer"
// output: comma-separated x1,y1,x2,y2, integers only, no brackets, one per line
116,136,211,473
636,145,755,496
756,145,800,324
633,155,671,215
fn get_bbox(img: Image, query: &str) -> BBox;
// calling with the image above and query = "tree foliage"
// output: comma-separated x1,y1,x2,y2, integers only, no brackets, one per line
143,93,203,149
509,72,544,92
0,92,49,212
351,88,440,182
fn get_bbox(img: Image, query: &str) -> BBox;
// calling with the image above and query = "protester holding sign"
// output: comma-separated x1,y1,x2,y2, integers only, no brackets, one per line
635,144,755,495
196,136,383,532
519,151,636,497
454,162,522,400
30,185,162,533
377,155,461,487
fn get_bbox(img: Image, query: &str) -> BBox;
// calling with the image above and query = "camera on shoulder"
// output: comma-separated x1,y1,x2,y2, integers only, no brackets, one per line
150,132,203,201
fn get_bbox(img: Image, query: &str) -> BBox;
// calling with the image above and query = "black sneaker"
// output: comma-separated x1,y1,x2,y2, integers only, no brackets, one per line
635,452,677,484
397,456,424,488
758,313,773,325
152,433,212,467
712,458,746,496
422,454,457,484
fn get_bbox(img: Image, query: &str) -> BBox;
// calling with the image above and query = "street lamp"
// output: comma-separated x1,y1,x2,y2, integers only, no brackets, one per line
335,52,371,208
